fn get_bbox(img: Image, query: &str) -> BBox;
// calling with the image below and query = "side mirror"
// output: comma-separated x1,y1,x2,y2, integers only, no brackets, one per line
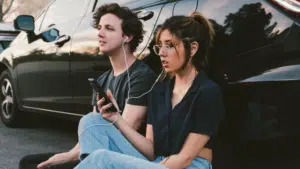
14,15,35,32
41,28,60,42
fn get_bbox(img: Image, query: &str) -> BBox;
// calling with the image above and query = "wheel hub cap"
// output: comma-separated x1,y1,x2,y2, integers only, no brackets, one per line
1,79,13,119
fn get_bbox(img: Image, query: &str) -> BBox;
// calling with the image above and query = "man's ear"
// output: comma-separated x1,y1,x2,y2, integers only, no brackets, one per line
190,41,199,57
124,35,133,43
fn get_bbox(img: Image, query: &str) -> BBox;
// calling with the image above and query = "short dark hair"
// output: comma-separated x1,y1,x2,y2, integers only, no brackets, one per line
156,12,215,71
92,3,144,52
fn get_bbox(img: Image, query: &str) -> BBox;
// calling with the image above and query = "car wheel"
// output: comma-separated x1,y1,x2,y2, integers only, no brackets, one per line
0,70,21,127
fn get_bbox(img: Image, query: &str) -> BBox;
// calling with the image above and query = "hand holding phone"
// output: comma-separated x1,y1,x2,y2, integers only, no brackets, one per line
88,78,118,112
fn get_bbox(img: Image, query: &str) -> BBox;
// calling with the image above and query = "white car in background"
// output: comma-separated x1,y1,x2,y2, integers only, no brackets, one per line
0,22,19,53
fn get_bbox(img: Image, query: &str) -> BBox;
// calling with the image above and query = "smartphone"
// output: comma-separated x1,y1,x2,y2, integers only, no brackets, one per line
88,78,118,112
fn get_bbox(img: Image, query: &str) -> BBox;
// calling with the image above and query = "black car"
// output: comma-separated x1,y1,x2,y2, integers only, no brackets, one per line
0,0,299,149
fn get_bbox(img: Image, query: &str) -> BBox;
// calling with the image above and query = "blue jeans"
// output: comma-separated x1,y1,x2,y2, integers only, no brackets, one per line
74,112,212,169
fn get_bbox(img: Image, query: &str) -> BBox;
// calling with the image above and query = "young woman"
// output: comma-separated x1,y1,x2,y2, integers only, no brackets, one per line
75,12,224,169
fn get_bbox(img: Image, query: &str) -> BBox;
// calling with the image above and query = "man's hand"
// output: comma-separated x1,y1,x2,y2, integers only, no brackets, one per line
97,89,120,123
37,151,78,169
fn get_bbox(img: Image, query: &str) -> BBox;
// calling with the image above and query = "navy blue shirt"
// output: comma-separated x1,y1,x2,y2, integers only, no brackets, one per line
147,71,225,156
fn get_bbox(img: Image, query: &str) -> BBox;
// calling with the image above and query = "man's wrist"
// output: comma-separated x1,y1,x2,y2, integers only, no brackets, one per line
68,149,80,161
114,114,124,128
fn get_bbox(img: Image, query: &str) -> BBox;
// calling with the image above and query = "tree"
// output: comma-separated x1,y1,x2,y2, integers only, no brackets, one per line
224,3,278,55
2,0,50,22
0,0,14,21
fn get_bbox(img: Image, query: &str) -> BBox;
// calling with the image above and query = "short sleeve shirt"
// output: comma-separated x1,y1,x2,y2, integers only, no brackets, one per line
147,71,225,156
91,59,156,113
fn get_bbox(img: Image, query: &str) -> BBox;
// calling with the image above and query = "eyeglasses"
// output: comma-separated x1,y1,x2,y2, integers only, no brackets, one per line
153,44,176,55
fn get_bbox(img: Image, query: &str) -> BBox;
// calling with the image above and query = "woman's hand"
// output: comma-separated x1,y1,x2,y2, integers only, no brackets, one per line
97,89,120,123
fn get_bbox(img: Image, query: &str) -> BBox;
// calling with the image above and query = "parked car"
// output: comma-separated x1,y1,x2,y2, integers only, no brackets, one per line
0,23,19,54
0,0,299,159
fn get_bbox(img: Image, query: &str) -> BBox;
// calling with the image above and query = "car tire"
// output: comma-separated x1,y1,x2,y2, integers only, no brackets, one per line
0,70,22,127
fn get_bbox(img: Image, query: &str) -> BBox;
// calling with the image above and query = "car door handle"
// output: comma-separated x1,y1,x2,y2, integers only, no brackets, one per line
55,35,71,47
136,10,154,21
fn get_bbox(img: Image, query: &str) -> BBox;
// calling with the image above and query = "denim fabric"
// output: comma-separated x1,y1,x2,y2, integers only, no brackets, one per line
75,112,212,169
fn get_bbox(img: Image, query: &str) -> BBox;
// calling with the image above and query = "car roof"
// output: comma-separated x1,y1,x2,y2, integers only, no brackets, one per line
0,23,18,32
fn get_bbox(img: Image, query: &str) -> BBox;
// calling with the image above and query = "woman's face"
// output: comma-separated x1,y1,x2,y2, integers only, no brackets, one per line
156,29,186,73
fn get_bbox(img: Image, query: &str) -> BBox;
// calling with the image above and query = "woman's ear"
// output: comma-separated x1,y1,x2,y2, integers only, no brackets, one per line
190,41,199,57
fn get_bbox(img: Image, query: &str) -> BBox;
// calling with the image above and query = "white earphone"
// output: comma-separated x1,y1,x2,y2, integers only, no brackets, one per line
123,36,128,43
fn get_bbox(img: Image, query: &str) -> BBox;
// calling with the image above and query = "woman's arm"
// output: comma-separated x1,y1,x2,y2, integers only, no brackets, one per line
161,133,209,169
114,119,156,160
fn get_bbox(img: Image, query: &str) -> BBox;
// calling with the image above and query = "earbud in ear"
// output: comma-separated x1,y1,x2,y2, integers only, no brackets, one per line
123,36,128,43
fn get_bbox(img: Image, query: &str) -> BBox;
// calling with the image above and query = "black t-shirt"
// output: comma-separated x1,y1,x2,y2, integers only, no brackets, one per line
147,71,225,156
91,59,156,113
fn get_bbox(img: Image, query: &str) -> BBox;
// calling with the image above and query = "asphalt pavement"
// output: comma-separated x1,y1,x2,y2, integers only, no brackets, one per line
0,114,78,169
0,113,299,169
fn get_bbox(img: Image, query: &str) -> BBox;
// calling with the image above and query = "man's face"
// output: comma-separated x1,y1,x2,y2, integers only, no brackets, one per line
97,13,124,54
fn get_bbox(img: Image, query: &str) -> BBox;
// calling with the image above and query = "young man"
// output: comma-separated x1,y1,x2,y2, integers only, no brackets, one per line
19,3,156,169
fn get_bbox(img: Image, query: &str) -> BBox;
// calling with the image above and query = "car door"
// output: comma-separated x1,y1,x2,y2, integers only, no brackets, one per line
69,0,166,115
12,9,51,109
232,1,300,141
189,0,298,141
20,0,89,114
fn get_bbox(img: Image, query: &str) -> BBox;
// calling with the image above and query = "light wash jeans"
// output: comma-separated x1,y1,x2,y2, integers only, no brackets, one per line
74,112,212,169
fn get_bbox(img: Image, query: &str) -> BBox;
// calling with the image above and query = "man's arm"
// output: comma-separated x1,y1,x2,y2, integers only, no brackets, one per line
69,143,80,158
37,143,81,168
122,71,156,130
121,104,147,130
37,106,96,168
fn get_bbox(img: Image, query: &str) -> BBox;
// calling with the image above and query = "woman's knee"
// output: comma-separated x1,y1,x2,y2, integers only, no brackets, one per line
87,149,111,162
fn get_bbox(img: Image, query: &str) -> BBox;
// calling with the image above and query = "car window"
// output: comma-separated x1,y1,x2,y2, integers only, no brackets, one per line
40,0,89,31
34,10,47,34
196,0,294,55
173,0,198,16
0,43,4,53
189,0,295,82
134,4,166,59
1,41,12,49
135,1,183,74
142,0,197,48
0,41,12,53
72,1,165,58
94,0,137,10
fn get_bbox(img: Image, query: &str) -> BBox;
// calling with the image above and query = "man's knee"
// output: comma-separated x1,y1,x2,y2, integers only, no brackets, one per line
78,112,108,136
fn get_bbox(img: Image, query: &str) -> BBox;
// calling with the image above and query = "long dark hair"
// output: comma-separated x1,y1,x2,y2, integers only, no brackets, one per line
156,12,215,72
